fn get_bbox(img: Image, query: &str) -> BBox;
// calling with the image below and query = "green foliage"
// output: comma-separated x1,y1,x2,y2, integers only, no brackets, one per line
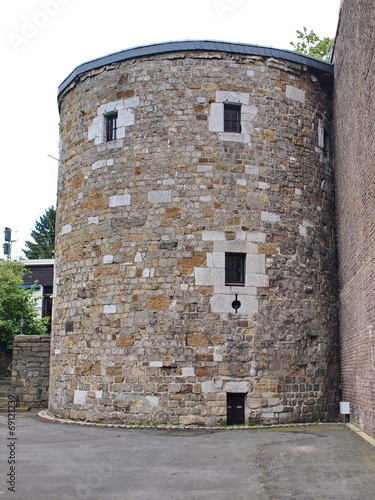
290,27,334,61
0,261,48,350
23,206,56,259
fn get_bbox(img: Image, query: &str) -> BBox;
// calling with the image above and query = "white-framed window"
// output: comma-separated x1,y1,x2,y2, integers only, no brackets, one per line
208,91,257,144
88,97,139,149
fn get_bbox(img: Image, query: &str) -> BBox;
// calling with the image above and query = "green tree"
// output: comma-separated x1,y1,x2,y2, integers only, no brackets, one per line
290,27,335,61
23,206,56,259
0,261,48,351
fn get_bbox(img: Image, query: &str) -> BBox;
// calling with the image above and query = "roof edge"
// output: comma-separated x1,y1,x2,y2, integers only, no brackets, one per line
58,40,333,96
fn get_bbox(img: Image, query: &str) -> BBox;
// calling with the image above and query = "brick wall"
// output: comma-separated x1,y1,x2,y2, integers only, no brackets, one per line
333,0,375,436
11,335,51,410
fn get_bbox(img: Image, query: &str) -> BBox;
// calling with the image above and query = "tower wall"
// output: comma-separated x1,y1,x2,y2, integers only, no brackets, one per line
50,47,340,425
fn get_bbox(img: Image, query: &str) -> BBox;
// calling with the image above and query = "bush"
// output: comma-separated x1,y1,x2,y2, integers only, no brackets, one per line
0,261,48,350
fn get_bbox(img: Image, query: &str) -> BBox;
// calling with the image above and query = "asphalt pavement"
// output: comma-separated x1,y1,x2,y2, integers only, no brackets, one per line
1,414,375,500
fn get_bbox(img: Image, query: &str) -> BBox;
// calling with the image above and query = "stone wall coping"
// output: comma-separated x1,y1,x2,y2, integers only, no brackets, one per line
58,39,333,96
13,335,51,343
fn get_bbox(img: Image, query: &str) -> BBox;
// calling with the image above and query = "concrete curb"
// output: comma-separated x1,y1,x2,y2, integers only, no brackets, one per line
346,423,375,448
37,409,343,431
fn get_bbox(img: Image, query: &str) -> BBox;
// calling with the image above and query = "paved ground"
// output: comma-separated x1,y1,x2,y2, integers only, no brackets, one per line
0,414,375,500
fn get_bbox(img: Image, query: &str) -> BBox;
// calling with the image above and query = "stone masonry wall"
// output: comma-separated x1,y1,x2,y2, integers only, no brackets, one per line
50,48,340,425
12,335,51,410
334,0,375,437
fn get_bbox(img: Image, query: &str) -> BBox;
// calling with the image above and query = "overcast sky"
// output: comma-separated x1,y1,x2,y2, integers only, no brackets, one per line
1,0,341,259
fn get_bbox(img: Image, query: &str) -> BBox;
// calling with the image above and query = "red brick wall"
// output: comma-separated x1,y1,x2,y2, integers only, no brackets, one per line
333,0,375,436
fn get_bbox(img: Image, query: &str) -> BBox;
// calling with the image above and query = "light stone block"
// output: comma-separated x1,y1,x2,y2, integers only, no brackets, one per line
237,179,246,186
246,254,266,274
103,305,116,314
98,100,124,115
149,361,163,367
246,273,269,287
109,194,131,207
299,225,307,236
148,190,172,203
103,255,114,264
214,286,257,296
214,241,258,254
116,126,126,139
163,178,175,185
95,391,103,399
218,132,250,144
201,380,222,393
199,196,212,202
209,103,223,132
242,104,258,121
247,232,266,243
92,160,107,170
285,85,306,103
206,252,225,268
124,96,140,108
236,231,247,241
118,109,135,127
134,252,145,262
211,294,258,314
142,268,155,278
88,217,99,225
182,367,195,377
202,231,225,241
197,165,213,172
258,182,270,190
245,165,259,175
224,381,250,393
74,390,87,404
261,211,281,222
145,395,159,407
216,90,249,105
60,224,72,236
195,267,222,286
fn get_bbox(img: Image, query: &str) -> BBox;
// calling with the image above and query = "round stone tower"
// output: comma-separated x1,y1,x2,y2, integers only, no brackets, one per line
49,41,340,425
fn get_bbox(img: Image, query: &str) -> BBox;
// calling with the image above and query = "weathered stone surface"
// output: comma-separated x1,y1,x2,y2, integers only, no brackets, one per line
49,46,339,426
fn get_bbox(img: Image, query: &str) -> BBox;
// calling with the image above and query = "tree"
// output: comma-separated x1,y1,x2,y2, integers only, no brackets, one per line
290,27,335,62
0,261,48,351
23,206,56,259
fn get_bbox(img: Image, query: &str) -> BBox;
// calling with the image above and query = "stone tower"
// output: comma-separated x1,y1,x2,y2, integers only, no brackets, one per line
49,41,340,425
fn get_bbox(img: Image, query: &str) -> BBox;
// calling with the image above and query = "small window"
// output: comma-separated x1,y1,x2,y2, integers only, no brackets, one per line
227,393,245,425
224,104,241,133
323,129,330,159
225,253,246,286
106,112,118,142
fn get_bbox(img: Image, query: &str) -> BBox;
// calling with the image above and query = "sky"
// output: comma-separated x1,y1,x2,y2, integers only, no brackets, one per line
0,0,341,259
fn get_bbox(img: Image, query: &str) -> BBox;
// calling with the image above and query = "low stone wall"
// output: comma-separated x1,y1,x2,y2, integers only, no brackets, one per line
11,335,51,410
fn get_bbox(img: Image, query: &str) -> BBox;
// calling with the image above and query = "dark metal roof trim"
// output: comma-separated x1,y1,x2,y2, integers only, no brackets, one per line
58,40,333,96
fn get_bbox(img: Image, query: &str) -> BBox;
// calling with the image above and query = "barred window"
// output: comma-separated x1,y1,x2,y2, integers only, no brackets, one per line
106,112,118,142
225,253,245,286
224,104,241,133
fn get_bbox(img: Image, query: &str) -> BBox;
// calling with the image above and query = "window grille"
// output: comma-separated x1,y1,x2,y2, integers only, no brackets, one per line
106,112,118,141
224,104,241,133
225,253,245,286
